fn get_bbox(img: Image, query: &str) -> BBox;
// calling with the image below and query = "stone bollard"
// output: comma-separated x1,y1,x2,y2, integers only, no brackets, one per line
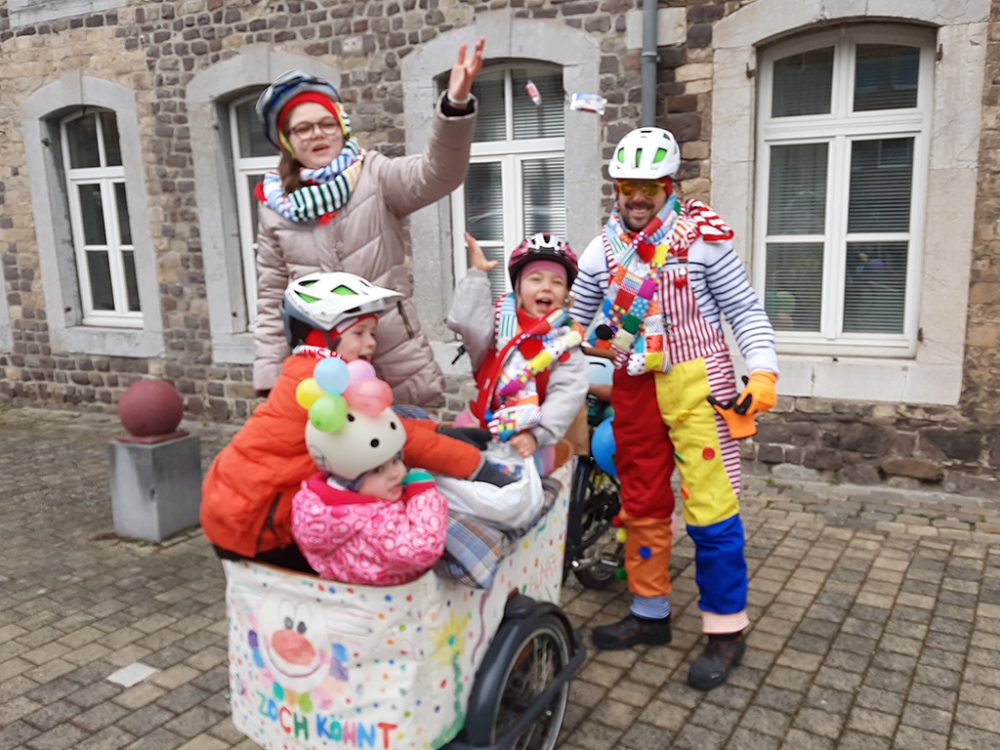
108,379,202,542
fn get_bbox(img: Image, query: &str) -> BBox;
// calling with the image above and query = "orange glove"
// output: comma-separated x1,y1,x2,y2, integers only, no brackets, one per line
734,371,777,418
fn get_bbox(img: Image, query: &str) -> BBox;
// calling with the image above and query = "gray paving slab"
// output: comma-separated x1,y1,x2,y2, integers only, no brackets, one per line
1,405,998,749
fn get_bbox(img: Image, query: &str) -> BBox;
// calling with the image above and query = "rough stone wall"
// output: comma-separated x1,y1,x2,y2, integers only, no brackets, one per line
0,0,997,494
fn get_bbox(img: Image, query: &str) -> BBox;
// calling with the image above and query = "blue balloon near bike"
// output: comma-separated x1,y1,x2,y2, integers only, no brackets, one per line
591,416,617,480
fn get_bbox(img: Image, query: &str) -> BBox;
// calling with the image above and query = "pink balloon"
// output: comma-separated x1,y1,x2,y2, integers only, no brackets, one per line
344,379,393,417
346,359,377,384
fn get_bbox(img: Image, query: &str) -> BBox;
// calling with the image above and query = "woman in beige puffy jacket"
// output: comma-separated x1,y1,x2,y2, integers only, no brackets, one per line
252,40,484,404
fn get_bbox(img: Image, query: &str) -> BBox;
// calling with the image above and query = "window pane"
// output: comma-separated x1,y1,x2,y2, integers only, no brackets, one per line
767,143,828,235
471,70,506,142
464,162,503,242
521,157,566,237
235,98,276,158
771,47,834,117
765,243,823,332
78,184,108,245
854,44,919,112
848,138,913,233
122,250,141,312
86,251,115,311
511,68,565,140
66,114,101,169
843,241,907,334
114,182,132,245
101,111,122,166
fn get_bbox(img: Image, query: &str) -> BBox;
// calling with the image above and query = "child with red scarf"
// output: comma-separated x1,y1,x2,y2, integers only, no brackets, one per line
447,233,588,466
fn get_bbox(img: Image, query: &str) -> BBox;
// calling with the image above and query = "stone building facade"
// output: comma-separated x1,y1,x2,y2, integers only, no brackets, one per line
0,0,997,496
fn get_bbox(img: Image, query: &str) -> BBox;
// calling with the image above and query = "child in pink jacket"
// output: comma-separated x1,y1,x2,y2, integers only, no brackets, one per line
291,358,447,585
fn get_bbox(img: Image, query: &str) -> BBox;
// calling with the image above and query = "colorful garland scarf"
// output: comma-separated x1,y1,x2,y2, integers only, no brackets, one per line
495,292,582,409
256,136,366,223
587,195,678,374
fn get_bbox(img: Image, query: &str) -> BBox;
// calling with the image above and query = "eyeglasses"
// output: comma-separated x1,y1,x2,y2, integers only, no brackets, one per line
616,180,664,199
288,118,341,140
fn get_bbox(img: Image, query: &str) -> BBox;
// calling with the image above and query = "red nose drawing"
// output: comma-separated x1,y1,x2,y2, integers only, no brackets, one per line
271,629,317,666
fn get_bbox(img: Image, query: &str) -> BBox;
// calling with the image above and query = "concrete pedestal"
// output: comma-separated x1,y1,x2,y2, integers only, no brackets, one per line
109,434,202,542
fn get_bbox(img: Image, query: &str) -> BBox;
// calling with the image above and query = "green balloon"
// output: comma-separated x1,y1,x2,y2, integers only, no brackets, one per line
309,395,347,432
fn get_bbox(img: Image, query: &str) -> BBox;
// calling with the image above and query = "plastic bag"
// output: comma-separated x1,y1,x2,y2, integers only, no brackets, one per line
435,443,544,531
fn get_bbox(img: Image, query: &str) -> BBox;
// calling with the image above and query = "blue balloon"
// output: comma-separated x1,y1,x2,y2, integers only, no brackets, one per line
591,416,617,480
314,357,350,395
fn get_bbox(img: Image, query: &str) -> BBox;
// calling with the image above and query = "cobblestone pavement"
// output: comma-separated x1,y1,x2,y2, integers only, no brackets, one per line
2,405,999,750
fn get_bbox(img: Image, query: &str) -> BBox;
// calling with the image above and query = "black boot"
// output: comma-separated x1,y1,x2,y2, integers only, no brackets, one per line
591,613,672,651
688,632,746,690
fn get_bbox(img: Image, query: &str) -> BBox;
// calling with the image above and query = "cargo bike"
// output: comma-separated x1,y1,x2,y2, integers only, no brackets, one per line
223,459,585,750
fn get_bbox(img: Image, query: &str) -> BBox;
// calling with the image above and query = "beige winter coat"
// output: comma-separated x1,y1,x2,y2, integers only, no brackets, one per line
253,94,476,404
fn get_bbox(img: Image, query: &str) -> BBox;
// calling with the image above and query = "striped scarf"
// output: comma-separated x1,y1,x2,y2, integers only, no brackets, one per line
258,136,365,222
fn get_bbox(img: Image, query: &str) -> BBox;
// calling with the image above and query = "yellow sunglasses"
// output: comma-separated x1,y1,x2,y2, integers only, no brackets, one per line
616,180,664,199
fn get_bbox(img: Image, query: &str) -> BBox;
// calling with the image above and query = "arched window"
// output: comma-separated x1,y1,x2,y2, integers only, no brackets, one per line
755,26,934,356
23,75,163,358
451,64,567,298
59,109,141,326
712,2,989,405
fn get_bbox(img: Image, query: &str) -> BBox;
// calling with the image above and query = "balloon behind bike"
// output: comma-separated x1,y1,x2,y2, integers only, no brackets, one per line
591,416,617,480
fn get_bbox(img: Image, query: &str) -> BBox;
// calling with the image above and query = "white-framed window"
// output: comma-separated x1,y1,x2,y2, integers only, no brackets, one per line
450,64,566,298
754,26,934,357
60,110,141,328
229,91,279,325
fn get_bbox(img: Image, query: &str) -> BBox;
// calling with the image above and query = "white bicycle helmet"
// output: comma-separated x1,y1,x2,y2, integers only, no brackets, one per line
608,127,681,180
256,70,342,149
306,408,406,482
281,272,401,349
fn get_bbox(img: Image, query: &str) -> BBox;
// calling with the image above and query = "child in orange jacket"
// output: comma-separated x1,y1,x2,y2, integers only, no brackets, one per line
201,272,511,572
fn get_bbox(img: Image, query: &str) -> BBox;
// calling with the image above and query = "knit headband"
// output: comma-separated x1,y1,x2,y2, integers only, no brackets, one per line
277,92,345,139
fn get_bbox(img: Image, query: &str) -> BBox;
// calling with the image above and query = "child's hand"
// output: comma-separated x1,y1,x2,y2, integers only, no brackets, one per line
509,432,538,458
465,232,498,273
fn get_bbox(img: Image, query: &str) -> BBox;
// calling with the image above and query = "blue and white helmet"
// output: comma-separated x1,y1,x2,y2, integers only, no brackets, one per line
256,70,341,148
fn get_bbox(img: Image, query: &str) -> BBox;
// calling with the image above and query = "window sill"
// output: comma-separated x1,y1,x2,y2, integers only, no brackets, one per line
777,354,961,406
212,332,255,365
55,326,164,358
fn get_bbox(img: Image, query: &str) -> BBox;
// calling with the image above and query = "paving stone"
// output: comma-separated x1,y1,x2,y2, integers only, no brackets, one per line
587,698,639,729
122,727,185,750
778,728,836,749
76,726,136,750
670,722,728,750
894,724,948,749
617,721,673,750
846,707,899,738
22,721,90,750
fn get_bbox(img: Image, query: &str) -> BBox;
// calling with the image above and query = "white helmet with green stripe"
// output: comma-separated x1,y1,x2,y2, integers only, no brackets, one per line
608,127,681,180
280,272,401,348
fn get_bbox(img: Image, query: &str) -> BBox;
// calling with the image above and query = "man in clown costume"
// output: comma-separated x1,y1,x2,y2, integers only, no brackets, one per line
570,127,778,690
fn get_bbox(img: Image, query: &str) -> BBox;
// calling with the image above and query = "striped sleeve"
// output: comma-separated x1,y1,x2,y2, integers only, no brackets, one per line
569,235,608,328
689,239,778,374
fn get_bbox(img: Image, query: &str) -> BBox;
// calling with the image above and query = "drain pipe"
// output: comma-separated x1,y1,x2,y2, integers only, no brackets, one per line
640,0,658,127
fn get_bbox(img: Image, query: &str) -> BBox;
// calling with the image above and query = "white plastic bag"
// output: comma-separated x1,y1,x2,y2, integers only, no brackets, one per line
435,443,544,530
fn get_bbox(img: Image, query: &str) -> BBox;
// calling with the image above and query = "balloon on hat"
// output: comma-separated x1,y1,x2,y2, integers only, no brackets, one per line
309,394,348,432
295,377,325,410
346,359,376,383
344,379,392,417
314,357,350,395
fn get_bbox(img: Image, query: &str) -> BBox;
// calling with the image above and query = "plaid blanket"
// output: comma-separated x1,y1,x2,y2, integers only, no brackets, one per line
434,478,560,588
434,512,513,589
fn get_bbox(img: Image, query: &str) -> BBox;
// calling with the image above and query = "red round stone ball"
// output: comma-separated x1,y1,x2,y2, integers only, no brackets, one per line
118,379,184,437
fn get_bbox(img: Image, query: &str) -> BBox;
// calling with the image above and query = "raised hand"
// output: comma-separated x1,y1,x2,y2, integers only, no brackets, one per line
448,37,485,105
465,232,498,272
